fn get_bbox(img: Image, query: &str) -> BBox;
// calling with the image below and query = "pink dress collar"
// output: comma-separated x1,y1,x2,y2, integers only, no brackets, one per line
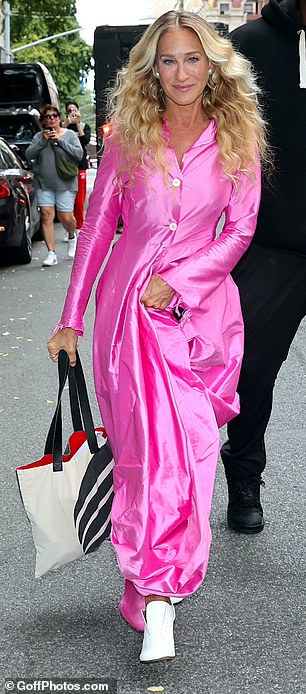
162,118,217,150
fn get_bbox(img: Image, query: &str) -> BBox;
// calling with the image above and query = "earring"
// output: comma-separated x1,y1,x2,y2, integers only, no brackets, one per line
155,71,160,79
208,67,213,75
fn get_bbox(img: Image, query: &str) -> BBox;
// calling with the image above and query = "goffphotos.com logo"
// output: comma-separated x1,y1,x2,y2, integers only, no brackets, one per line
4,680,117,693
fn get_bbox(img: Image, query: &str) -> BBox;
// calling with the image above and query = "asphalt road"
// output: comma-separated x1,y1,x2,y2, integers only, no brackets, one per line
0,170,305,694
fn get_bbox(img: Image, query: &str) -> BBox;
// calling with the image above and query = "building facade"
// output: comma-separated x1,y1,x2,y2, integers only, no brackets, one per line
142,0,268,33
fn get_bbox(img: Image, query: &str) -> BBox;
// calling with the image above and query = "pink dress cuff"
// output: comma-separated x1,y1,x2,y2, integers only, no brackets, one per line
49,323,84,338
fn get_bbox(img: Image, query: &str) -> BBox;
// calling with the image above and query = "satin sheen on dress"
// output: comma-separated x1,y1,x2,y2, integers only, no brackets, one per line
58,120,261,606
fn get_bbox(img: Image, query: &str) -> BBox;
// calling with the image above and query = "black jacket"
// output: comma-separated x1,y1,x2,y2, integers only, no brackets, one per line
66,121,91,170
231,0,306,255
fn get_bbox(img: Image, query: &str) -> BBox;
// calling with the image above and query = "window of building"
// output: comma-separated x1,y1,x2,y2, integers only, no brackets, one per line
219,2,230,15
244,2,255,13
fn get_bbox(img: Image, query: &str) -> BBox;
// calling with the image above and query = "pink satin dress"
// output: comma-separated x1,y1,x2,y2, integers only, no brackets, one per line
58,120,261,625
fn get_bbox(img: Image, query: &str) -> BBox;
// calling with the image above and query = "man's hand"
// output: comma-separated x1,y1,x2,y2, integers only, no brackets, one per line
140,275,175,310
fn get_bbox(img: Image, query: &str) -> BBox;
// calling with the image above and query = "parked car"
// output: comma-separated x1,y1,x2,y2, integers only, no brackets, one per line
0,107,42,162
0,137,40,264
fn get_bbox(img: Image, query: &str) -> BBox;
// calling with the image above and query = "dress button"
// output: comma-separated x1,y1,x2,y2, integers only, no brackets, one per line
169,222,177,231
172,178,181,187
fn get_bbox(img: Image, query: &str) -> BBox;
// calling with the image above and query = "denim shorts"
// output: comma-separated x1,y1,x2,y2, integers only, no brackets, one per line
36,189,76,212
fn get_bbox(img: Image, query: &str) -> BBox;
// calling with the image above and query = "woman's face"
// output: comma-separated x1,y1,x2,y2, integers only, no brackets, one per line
155,27,210,109
43,111,61,130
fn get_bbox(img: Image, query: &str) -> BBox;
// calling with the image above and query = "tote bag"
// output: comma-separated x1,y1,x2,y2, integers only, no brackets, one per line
16,351,114,578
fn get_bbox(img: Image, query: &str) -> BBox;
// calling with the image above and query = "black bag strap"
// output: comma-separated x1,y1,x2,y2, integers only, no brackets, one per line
44,350,69,466
44,350,98,472
68,355,98,455
69,367,83,432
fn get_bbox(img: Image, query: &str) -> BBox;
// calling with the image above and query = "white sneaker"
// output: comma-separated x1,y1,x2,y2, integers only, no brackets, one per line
63,232,69,243
139,601,175,663
67,235,77,259
42,251,58,267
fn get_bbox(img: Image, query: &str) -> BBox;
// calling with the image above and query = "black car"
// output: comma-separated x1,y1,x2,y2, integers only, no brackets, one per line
0,107,42,163
0,137,40,264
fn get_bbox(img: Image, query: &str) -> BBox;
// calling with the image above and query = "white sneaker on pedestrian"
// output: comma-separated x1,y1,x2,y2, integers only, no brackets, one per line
63,232,69,243
139,601,175,663
67,235,77,259
42,251,58,267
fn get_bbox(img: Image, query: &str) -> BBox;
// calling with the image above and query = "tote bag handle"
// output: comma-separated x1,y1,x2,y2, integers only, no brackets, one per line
44,350,98,472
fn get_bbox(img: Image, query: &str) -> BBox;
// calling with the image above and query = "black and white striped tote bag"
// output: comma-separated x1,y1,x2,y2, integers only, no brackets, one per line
16,350,114,578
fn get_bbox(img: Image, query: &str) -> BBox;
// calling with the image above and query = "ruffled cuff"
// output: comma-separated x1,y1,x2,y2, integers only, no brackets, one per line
49,322,84,338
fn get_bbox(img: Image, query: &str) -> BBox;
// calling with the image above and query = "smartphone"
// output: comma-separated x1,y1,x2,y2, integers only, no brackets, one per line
44,126,54,132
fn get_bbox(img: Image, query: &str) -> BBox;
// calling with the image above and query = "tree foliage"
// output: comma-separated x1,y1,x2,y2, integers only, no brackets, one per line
10,0,92,104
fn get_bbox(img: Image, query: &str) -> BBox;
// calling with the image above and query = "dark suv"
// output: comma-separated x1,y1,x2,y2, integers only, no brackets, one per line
0,61,60,163
0,62,60,111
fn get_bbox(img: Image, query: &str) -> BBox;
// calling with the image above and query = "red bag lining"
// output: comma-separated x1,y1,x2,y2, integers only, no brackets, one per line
16,427,107,471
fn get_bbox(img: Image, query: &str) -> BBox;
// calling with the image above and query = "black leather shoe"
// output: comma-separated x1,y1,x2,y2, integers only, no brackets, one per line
226,477,265,534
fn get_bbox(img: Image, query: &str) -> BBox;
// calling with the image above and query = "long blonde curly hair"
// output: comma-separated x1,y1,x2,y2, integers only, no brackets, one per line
106,11,269,182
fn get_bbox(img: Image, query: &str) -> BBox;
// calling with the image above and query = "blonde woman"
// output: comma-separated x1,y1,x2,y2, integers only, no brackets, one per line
48,11,267,663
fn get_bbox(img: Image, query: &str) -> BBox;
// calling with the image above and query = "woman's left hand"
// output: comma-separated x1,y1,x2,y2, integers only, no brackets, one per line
141,275,175,309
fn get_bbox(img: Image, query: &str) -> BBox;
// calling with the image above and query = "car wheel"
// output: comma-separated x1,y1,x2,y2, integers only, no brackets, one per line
14,210,32,264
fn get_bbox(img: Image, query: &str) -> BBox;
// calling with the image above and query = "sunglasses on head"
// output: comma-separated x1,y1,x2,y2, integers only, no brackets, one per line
44,113,58,120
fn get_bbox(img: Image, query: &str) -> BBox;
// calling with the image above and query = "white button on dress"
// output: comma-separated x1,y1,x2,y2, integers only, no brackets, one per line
169,222,177,231
172,178,181,187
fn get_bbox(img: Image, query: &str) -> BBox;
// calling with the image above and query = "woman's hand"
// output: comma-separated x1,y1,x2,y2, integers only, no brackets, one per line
140,275,175,310
47,327,78,366
43,128,54,141
43,128,59,144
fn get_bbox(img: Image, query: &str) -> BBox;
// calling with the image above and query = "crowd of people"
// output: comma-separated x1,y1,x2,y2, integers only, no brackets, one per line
44,2,305,666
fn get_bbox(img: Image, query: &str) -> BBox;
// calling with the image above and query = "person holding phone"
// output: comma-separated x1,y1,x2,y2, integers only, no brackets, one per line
26,105,83,266
64,101,91,237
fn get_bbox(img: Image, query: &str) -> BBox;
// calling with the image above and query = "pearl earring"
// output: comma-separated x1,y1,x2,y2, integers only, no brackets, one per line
208,67,213,75
155,71,160,79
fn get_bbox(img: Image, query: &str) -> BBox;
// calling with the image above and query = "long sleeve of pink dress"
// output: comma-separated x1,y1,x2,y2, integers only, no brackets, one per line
58,120,261,626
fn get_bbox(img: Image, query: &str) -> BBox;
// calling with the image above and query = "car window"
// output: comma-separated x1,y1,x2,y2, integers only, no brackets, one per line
0,141,20,170
0,116,37,140
0,67,40,105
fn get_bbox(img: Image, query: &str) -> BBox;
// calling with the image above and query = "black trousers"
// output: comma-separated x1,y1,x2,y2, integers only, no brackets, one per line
221,243,306,480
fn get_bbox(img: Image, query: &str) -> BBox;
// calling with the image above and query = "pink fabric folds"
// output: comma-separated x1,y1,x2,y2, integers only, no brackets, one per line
59,120,261,604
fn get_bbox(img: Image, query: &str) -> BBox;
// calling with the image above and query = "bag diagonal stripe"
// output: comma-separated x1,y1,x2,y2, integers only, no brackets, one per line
16,350,114,578
74,449,114,551
80,495,113,553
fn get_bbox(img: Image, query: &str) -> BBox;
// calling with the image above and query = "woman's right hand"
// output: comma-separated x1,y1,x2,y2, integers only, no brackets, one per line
43,130,50,141
47,327,78,367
